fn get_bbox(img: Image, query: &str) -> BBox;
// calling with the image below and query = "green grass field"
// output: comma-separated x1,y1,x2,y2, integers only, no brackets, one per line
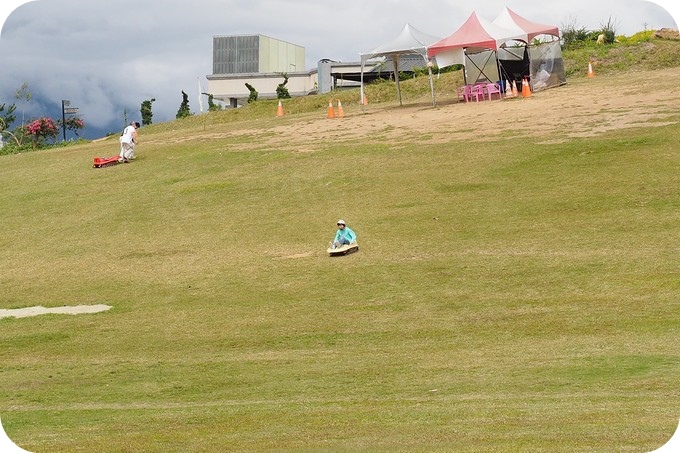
2,39,680,452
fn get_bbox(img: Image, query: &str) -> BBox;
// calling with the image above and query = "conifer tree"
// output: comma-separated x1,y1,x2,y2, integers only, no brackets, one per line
176,91,191,119
276,73,291,99
141,98,155,125
245,83,258,103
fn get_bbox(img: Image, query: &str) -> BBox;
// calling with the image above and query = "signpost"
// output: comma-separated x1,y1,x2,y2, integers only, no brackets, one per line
61,100,80,141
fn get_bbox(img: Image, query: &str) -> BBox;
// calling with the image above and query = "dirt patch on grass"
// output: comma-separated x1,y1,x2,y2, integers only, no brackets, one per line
264,67,680,148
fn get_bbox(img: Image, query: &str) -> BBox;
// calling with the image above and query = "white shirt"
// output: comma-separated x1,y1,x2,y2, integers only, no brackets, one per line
120,125,136,144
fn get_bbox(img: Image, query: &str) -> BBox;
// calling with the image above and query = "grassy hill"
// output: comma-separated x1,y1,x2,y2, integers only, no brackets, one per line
1,36,680,452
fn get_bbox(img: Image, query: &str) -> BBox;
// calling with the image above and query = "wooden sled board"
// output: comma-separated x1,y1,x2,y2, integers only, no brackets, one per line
327,243,359,256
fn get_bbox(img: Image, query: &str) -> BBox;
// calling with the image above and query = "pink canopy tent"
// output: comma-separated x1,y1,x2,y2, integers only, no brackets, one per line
427,11,527,68
492,7,559,41
428,9,565,92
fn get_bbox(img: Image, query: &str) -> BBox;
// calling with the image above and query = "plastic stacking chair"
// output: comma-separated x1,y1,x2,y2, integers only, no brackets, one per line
456,85,472,103
485,83,503,100
469,84,486,102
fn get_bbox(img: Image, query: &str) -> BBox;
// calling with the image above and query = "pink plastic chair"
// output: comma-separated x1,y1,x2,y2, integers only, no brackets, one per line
485,83,503,100
456,85,472,103
469,84,486,102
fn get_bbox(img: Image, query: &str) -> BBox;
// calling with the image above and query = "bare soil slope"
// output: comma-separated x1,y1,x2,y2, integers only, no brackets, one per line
249,67,680,149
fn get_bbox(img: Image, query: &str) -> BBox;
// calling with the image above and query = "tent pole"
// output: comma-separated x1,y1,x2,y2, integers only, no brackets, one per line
393,55,402,106
463,49,468,85
360,61,366,113
427,61,436,108
495,50,503,90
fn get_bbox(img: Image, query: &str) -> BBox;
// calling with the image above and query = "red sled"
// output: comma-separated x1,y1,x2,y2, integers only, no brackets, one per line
93,156,121,168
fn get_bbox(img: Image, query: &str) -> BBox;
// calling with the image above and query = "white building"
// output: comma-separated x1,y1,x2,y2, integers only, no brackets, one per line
207,34,316,107
206,34,418,107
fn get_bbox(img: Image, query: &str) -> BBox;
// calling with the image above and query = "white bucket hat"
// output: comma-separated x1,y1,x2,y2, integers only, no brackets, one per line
337,219,346,225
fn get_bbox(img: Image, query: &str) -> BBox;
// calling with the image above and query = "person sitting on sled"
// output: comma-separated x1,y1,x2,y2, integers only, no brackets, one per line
332,219,356,249
118,121,140,163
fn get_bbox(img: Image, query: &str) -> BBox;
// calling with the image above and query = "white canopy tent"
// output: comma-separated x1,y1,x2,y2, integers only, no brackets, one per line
492,7,559,42
360,23,441,107
492,7,565,91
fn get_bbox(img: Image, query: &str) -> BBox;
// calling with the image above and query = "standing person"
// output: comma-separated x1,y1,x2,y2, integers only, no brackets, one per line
118,121,140,163
332,219,356,249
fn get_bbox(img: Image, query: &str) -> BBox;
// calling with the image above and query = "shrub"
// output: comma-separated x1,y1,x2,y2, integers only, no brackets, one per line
201,93,222,111
245,83,258,103
25,117,59,146
60,116,85,136
276,73,291,99
561,16,590,49
600,17,618,44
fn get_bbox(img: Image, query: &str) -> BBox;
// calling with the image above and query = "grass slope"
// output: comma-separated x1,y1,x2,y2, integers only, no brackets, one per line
1,43,680,452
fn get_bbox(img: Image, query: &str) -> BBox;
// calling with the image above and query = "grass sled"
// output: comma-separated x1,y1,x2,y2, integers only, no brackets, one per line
327,242,359,256
93,156,121,168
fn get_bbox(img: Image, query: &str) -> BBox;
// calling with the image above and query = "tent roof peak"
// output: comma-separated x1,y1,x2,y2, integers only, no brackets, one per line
428,10,527,58
493,7,560,41
360,23,441,62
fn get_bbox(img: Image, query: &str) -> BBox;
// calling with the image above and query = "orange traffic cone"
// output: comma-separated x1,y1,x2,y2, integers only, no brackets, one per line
505,81,514,98
327,100,335,118
337,100,344,118
587,62,595,78
362,94,368,106
511,80,518,97
521,77,532,97
276,100,284,117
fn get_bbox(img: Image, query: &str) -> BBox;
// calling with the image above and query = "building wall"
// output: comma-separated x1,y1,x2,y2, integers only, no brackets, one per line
213,35,261,74
206,71,318,104
212,34,305,75
258,36,305,73
205,59,392,105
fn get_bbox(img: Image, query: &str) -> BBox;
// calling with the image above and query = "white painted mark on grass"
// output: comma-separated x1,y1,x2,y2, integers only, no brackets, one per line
0,305,112,319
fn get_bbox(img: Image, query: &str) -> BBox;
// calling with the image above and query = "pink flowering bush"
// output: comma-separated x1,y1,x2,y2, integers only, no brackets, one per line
61,116,85,136
25,117,59,146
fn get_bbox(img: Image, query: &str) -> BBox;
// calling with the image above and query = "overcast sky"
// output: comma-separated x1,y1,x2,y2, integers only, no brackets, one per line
0,0,677,139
